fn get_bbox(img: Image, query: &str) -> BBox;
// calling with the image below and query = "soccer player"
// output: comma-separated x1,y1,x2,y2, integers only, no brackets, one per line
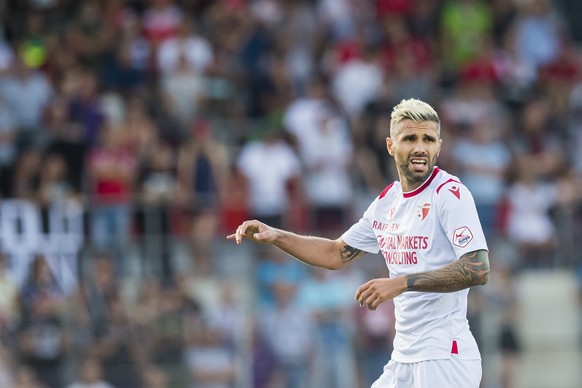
228,98,490,387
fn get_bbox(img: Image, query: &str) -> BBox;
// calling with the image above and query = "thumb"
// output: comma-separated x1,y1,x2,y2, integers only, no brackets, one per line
253,232,268,240
253,230,275,242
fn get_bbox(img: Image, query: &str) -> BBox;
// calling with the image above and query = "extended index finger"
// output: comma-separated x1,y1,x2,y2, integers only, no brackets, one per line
226,223,246,244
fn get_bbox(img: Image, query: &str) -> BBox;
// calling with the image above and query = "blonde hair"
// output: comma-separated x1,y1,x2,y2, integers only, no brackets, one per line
390,98,441,137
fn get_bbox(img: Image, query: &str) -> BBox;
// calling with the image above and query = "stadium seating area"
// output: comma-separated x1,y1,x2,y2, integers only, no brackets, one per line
0,0,581,387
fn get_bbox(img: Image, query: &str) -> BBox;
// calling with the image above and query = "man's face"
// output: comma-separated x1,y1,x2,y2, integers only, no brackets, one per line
386,119,442,191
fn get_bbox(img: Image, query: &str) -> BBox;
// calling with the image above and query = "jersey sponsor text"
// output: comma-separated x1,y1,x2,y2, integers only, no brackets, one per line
372,220,399,232
377,234,429,265
385,250,418,265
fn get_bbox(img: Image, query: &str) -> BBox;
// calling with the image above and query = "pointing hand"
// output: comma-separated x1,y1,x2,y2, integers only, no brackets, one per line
226,220,277,245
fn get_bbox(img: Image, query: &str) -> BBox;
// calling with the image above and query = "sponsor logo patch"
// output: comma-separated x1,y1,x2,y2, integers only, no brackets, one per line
452,226,473,247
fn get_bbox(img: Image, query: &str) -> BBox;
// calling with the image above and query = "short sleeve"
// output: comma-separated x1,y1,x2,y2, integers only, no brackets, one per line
437,182,488,259
341,199,380,254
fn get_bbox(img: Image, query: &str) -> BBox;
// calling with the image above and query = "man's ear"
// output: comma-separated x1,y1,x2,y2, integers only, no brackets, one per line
386,137,394,156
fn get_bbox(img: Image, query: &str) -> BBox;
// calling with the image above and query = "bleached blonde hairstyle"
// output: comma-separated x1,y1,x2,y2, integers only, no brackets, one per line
390,98,441,137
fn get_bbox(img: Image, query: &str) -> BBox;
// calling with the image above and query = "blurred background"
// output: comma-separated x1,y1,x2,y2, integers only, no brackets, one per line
0,0,580,387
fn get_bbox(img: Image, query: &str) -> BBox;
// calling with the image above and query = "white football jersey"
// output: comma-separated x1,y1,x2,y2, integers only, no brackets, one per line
342,167,488,363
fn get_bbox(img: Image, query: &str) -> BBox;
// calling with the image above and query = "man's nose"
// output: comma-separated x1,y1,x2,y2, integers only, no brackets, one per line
412,141,427,154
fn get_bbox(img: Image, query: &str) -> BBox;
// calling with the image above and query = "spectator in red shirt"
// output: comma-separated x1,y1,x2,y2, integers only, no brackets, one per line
86,123,138,257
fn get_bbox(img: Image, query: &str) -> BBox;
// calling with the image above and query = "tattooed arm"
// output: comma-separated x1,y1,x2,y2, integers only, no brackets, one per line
406,250,490,292
355,250,490,310
227,219,367,270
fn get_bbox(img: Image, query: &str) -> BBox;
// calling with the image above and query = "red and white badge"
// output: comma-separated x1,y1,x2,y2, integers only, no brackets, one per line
416,202,431,221
452,226,473,247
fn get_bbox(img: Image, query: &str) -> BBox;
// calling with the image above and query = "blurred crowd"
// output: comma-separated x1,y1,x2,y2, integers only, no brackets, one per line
0,0,581,387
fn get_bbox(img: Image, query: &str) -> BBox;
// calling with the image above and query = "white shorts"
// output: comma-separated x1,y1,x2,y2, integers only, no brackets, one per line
371,357,482,388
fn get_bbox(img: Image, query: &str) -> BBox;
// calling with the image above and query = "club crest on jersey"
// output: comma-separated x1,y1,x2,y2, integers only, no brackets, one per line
452,226,473,247
416,202,431,221
448,185,461,199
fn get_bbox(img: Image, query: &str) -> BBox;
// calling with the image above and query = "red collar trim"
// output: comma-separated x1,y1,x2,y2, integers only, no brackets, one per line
402,167,440,198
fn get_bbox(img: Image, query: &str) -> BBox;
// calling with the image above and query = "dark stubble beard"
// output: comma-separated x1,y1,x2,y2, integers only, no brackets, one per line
397,157,436,188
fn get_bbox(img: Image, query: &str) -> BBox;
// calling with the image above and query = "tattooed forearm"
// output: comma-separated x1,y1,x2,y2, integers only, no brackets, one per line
340,244,365,263
406,250,490,292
